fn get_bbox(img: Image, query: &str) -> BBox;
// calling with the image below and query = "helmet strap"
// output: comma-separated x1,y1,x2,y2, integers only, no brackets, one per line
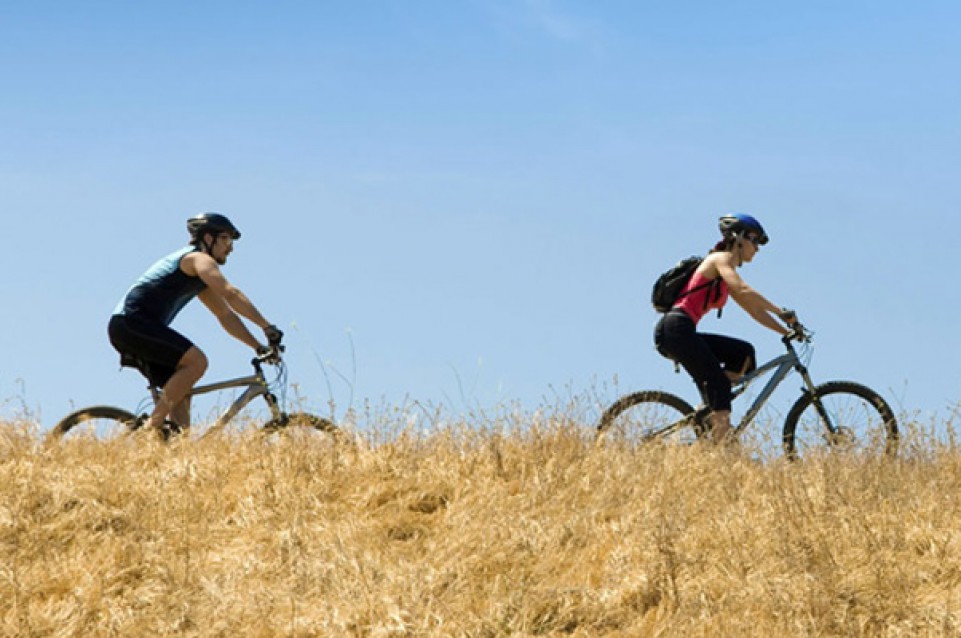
200,233,215,256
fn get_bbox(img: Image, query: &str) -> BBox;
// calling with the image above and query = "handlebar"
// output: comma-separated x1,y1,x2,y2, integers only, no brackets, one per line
782,323,812,345
254,343,285,366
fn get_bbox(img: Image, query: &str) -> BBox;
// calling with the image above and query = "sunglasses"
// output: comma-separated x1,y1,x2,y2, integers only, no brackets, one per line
745,235,762,247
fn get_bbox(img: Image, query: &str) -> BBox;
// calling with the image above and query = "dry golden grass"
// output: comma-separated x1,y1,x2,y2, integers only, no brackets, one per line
2,410,961,637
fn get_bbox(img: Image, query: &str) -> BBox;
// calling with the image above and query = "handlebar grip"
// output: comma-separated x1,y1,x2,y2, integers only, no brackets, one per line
778,308,797,323
265,324,284,347
255,344,284,364
783,323,811,344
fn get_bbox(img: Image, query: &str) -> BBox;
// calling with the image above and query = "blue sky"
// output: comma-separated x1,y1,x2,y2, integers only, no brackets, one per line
1,1,959,430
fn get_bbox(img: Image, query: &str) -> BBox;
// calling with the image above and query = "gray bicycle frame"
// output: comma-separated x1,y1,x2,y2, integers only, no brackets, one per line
729,341,819,435
148,364,281,437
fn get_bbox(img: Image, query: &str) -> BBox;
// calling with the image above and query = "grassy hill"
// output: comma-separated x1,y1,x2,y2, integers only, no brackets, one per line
2,413,960,637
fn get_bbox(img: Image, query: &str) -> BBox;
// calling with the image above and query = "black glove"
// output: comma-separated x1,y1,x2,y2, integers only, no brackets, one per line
264,324,284,346
257,344,282,364
777,308,797,324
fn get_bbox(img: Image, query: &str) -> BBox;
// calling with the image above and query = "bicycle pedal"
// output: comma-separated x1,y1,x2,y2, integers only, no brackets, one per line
692,405,711,436
158,420,184,441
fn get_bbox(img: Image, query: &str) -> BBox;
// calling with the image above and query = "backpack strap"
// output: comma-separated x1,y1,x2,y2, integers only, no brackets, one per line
674,279,714,304
706,277,724,318
677,278,724,318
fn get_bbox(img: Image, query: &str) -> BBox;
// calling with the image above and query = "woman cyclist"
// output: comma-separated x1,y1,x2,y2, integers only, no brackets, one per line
654,214,797,442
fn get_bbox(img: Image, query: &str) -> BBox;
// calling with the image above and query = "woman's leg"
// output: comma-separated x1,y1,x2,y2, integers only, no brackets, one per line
700,333,756,384
698,334,755,442
707,410,733,442
656,313,734,441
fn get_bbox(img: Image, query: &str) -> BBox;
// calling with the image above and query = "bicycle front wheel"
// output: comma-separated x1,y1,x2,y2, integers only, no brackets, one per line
264,412,340,438
49,406,140,441
783,381,898,458
597,391,701,446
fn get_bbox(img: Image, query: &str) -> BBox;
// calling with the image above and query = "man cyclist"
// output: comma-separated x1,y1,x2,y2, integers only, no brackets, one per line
108,213,283,436
654,214,798,442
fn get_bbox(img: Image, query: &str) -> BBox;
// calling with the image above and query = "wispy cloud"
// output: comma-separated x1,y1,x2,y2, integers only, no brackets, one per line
522,0,590,43
481,0,609,52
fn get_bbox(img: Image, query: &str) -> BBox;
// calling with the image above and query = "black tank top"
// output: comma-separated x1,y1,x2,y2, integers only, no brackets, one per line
113,247,207,325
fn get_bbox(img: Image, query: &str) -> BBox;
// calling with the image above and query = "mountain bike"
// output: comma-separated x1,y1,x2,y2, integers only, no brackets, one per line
48,346,339,441
597,324,898,458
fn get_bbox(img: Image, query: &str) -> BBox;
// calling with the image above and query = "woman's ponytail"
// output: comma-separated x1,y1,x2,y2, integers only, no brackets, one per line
710,238,733,253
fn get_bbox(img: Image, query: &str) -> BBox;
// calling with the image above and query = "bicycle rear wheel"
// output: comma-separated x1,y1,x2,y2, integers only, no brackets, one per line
49,406,140,441
597,391,702,446
263,412,339,437
782,381,898,458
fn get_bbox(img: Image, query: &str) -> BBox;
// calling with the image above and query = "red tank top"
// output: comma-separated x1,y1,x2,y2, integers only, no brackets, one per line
674,270,728,324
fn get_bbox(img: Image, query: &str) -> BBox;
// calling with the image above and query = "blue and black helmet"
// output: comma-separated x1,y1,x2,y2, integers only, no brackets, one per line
187,212,241,242
719,213,768,245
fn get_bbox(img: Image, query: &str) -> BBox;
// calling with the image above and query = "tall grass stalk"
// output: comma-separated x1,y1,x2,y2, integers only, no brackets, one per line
2,408,960,636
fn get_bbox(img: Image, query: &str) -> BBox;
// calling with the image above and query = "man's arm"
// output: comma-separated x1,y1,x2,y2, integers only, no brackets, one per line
197,289,263,350
183,252,282,347
184,252,271,328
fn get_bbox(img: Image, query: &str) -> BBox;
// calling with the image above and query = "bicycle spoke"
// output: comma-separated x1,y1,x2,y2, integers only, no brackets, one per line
49,406,140,442
598,391,699,447
784,382,898,457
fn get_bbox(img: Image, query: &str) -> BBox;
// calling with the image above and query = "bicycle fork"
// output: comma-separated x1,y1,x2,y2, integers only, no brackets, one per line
794,362,841,440
199,384,280,439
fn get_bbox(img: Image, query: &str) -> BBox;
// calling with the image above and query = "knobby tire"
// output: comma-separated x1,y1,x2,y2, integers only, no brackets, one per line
782,381,898,458
597,391,701,445
49,405,140,441
263,411,340,437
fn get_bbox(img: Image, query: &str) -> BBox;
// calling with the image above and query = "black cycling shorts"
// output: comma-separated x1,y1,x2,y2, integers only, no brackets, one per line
654,309,756,412
108,314,195,387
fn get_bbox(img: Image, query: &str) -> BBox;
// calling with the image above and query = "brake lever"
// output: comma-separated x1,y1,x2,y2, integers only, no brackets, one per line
256,344,285,365
782,324,811,345
794,324,812,343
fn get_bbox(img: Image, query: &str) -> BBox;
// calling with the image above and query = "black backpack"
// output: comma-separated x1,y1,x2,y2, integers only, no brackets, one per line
651,256,721,315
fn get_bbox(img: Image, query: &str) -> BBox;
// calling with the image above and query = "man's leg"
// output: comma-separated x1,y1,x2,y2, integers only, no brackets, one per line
144,347,207,432
168,397,192,431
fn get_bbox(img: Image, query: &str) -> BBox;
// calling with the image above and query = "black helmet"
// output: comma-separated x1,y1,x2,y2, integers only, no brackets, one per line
718,213,768,245
187,212,241,242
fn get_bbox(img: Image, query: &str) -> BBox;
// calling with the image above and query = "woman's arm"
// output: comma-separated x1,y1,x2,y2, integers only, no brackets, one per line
710,253,791,336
